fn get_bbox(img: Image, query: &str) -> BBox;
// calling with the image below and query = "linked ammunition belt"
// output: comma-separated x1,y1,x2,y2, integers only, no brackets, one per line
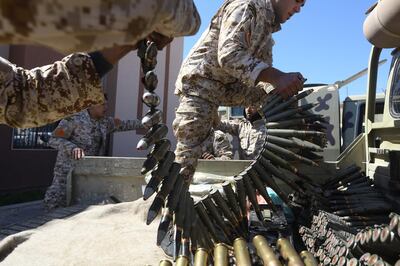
136,41,329,265
299,164,400,265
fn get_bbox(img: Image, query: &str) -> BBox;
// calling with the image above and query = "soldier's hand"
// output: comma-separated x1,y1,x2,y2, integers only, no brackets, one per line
201,152,215,160
273,72,305,99
147,32,173,50
72,148,85,160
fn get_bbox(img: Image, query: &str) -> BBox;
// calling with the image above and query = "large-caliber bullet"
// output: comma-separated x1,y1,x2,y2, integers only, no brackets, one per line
194,248,209,266
143,155,176,200
195,201,222,243
142,92,161,107
258,155,304,194
234,176,248,224
261,148,298,174
261,94,283,114
233,237,252,266
264,141,318,166
202,195,233,242
266,135,323,152
214,243,229,266
277,238,304,266
146,163,180,224
246,170,277,212
266,129,325,138
265,103,318,122
141,139,171,175
175,255,189,266
242,174,264,222
151,151,175,179
264,90,313,117
156,177,185,245
300,251,318,266
142,109,162,129
144,67,158,87
324,164,360,187
252,161,289,204
137,124,168,150
210,189,242,236
174,190,189,260
159,259,173,266
222,181,248,236
252,235,282,266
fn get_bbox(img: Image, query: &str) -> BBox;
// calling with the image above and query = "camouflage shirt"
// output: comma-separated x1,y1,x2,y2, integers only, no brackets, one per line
0,53,104,128
0,0,200,54
175,0,280,106
48,110,143,156
218,118,266,160
202,129,233,160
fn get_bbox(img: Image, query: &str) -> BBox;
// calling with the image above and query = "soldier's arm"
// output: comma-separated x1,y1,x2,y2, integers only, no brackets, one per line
106,117,144,133
213,131,234,160
0,53,104,129
217,2,272,88
216,119,240,137
48,118,78,154
154,0,201,38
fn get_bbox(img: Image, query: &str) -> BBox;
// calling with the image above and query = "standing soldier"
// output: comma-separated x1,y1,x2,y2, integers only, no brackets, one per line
44,99,143,210
201,130,234,160
217,106,266,160
173,0,307,184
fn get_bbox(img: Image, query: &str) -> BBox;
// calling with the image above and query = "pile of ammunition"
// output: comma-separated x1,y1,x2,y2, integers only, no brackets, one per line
136,42,330,265
299,212,400,265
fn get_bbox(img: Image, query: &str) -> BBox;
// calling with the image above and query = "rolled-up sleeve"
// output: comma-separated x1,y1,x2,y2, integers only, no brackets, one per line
0,53,104,128
217,2,271,87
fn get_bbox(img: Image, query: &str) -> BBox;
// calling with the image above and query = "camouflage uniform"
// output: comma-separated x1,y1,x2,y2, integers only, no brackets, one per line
0,53,104,128
218,118,266,160
44,110,142,209
173,0,279,180
202,129,233,160
0,0,200,54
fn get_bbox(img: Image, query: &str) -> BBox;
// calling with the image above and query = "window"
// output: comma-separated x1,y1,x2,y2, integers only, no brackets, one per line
12,122,59,149
230,106,244,118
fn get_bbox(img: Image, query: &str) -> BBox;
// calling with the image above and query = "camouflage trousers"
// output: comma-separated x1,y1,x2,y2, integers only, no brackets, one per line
44,156,76,210
173,96,219,182
173,86,271,181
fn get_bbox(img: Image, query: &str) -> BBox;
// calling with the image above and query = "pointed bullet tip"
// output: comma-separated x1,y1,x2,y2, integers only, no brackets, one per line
143,186,156,200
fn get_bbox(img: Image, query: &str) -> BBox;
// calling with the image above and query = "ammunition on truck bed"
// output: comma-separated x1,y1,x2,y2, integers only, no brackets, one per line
265,103,318,123
252,235,282,266
202,195,233,242
233,237,252,266
142,92,160,107
242,173,264,222
195,201,222,243
247,169,277,212
146,163,180,224
277,238,304,266
142,109,162,128
234,176,248,226
137,124,168,150
159,259,173,266
300,250,318,266
264,90,314,118
194,248,209,266
260,148,298,174
141,139,171,175
214,243,229,266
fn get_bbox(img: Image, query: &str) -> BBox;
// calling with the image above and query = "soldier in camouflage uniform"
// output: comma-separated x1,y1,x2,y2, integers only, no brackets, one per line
173,0,306,182
201,129,233,160
0,0,200,54
44,101,143,210
217,106,266,160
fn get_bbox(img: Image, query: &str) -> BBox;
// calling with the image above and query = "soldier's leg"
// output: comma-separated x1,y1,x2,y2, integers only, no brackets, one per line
173,95,218,182
44,156,74,210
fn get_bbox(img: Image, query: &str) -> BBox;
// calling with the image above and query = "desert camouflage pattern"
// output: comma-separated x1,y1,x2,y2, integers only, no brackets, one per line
175,0,280,105
174,0,279,180
0,0,200,54
202,129,233,160
44,110,142,209
217,118,266,160
0,53,104,128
